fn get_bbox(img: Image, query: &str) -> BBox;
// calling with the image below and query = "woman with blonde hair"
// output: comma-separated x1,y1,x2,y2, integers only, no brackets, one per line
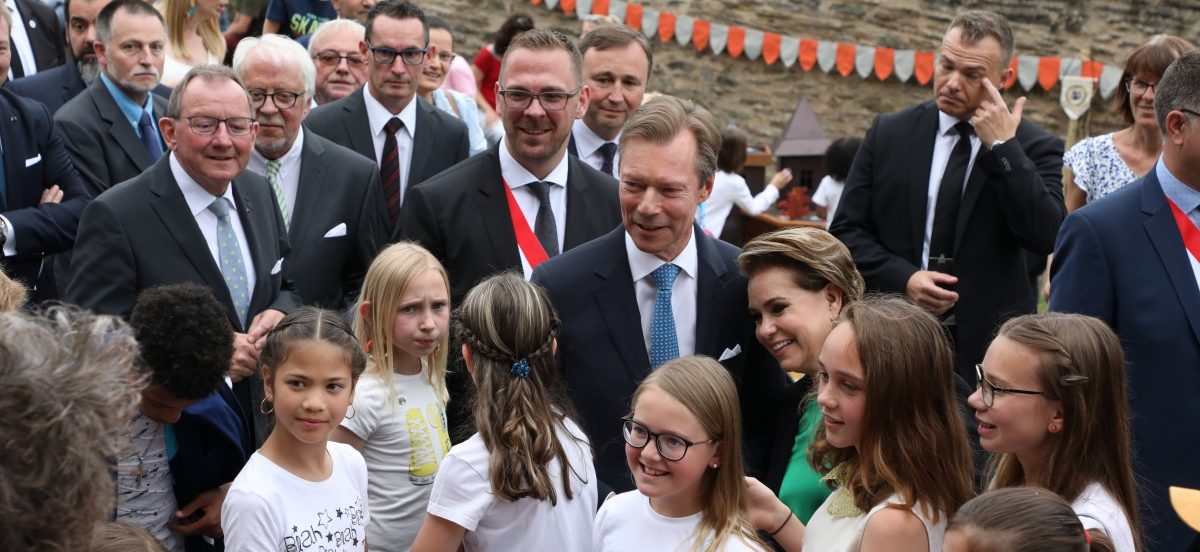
158,0,227,87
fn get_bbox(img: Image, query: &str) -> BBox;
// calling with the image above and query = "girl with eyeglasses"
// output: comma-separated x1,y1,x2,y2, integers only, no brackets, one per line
969,313,1141,552
594,356,767,552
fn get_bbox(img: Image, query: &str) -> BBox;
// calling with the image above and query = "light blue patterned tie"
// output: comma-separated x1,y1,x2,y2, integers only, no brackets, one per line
208,197,250,327
649,263,681,368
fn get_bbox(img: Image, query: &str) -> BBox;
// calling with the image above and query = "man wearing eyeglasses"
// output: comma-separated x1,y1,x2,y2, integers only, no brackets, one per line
234,34,387,312
305,0,468,232
306,18,368,107
67,64,303,448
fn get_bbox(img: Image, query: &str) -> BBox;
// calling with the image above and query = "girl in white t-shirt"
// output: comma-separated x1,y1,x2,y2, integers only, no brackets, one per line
945,487,1114,552
222,308,370,552
411,272,597,552
969,313,1142,552
332,243,453,551
594,356,767,552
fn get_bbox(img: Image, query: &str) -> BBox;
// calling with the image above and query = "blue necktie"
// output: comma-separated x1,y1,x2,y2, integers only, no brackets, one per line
649,263,681,368
208,197,250,327
138,111,162,163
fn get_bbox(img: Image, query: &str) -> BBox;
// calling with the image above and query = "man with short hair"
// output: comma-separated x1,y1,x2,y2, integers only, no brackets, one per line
329,0,373,24
6,0,65,79
1051,51,1200,551
66,64,301,446
8,0,106,114
306,0,468,231
0,8,13,86
234,34,387,311
530,94,785,494
830,10,1064,382
55,0,167,196
307,18,368,106
569,24,651,178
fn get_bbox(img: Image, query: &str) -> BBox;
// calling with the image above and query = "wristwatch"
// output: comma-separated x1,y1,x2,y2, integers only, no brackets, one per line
0,218,7,249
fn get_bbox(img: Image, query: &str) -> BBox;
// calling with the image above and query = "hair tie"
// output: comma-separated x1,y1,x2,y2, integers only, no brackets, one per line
510,359,531,378
1084,529,1093,545
1059,374,1090,386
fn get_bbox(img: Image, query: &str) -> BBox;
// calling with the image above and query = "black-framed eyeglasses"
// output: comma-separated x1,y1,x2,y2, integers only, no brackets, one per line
975,364,1047,408
621,418,718,461
498,88,580,111
312,50,367,69
367,44,428,66
1179,108,1200,119
185,116,254,136
1125,77,1158,96
247,89,302,110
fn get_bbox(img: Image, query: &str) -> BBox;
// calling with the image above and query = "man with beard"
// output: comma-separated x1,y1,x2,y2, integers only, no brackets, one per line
8,0,107,115
233,34,387,310
306,19,368,107
54,0,168,196
568,24,650,179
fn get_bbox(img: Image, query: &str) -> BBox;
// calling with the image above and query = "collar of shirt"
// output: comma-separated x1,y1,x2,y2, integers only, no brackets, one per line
170,153,236,217
249,127,305,176
5,0,35,78
499,137,569,189
1158,157,1200,222
624,226,699,283
100,72,158,135
572,118,618,158
363,86,417,140
937,110,977,139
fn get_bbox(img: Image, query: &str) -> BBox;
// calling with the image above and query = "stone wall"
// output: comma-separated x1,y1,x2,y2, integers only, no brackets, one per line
428,0,1199,146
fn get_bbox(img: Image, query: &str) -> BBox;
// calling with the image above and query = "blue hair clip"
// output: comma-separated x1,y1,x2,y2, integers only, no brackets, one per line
510,359,531,378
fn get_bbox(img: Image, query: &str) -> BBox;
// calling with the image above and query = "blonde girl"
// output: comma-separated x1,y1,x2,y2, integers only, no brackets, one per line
945,487,1115,552
159,0,226,87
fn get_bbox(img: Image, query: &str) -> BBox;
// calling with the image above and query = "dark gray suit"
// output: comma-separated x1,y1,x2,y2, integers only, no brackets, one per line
304,87,471,199
7,62,86,116
65,157,302,444
274,129,389,311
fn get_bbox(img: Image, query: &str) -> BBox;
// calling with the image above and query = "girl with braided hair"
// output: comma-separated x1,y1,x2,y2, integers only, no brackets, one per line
411,272,597,552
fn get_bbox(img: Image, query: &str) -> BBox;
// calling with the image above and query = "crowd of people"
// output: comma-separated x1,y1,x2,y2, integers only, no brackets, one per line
0,1,1198,551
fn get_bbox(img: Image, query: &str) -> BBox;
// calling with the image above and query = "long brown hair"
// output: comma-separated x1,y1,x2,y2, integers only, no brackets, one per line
948,487,1114,552
632,357,765,552
986,313,1142,550
809,295,974,521
455,272,586,504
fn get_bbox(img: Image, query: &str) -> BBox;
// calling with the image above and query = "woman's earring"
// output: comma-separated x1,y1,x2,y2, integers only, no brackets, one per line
1048,423,1060,433
710,463,719,468
259,397,274,415
186,0,197,17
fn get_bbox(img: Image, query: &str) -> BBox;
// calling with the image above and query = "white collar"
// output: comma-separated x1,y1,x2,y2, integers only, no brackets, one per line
170,153,236,217
937,110,976,137
625,226,700,282
499,136,570,188
363,87,418,139
251,127,305,168
572,118,618,157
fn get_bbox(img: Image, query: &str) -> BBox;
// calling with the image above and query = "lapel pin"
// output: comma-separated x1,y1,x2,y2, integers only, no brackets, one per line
28,19,35,29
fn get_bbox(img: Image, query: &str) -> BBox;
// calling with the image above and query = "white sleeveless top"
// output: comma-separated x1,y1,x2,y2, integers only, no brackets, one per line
802,489,946,552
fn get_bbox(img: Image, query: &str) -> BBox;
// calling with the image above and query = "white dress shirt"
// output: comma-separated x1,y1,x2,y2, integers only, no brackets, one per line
5,0,37,79
500,139,569,279
572,119,619,177
247,128,305,226
922,111,982,269
171,154,257,295
625,228,698,360
363,87,417,205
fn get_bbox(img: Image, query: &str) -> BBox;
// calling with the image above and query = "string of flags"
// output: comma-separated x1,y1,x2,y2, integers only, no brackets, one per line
531,0,1125,101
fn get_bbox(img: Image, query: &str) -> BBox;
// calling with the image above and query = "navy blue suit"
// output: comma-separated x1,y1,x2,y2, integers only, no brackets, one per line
1051,169,1200,551
6,62,86,116
0,87,89,302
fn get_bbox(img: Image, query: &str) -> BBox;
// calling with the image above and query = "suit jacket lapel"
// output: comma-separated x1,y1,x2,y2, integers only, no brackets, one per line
408,98,434,189
343,88,376,161
563,156,601,249
1142,174,1200,345
476,149,522,269
591,228,652,380
0,97,26,209
291,131,326,240
63,62,85,98
93,82,154,170
693,230,729,356
908,102,939,259
954,143,990,253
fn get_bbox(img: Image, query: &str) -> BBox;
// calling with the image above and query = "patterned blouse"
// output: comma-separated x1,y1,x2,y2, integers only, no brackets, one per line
1063,133,1142,204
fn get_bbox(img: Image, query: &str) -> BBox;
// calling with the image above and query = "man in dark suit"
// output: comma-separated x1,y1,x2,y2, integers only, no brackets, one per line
567,24,650,178
305,0,468,231
66,64,301,445
531,95,787,494
54,0,167,196
7,0,105,115
1051,51,1200,552
235,33,387,311
0,85,89,303
830,10,1064,382
6,0,65,79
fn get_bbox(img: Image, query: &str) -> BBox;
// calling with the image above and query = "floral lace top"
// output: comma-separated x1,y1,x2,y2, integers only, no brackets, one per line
1063,132,1142,204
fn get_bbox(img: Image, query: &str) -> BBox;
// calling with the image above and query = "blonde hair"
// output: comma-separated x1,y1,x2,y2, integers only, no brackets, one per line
454,272,584,504
161,0,225,62
738,227,865,305
632,357,765,552
354,242,450,405
0,267,26,311
92,522,169,552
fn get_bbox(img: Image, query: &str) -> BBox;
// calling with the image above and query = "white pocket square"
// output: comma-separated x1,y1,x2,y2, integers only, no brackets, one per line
24,154,41,167
718,344,743,362
323,222,347,238
270,258,283,275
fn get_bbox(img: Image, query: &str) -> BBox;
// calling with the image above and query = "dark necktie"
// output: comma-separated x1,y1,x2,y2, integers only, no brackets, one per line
527,181,559,257
138,111,162,163
598,142,617,177
381,117,404,228
7,7,24,80
929,121,974,272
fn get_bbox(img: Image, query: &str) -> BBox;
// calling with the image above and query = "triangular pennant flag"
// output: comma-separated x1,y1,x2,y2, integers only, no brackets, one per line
744,29,763,60
545,0,558,9
835,43,856,77
1099,63,1122,100
855,45,875,79
914,50,934,85
709,23,728,55
692,19,709,51
592,0,609,15
893,49,914,82
763,33,781,65
874,47,894,81
532,0,542,5
1060,57,1081,77
727,26,746,58
561,0,575,15
816,40,836,73
658,11,675,43
624,3,642,31
800,39,818,71
675,15,693,46
641,8,659,39
1017,55,1039,91
780,35,799,68
610,0,626,22
1002,57,1018,89
575,0,592,18
1080,60,1103,80
1038,57,1061,90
